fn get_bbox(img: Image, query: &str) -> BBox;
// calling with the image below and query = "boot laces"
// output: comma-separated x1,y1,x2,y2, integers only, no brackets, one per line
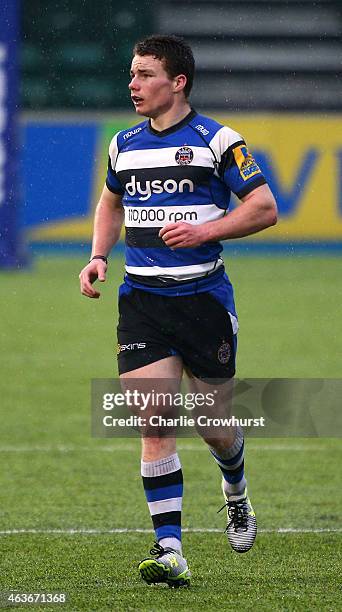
149,542,166,557
217,498,248,531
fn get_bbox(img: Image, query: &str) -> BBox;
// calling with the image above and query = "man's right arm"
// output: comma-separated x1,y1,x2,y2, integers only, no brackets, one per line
79,185,124,299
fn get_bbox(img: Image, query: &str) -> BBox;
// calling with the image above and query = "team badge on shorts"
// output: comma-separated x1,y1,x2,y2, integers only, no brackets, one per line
175,146,194,165
218,341,231,364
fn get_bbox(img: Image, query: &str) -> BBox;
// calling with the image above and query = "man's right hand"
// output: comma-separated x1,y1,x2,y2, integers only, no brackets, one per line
79,260,107,299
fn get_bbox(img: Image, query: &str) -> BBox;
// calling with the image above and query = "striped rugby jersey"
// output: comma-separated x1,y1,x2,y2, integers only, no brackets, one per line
106,109,266,297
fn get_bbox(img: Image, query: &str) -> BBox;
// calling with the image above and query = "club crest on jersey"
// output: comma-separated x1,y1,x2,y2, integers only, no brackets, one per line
218,341,231,364
175,146,194,165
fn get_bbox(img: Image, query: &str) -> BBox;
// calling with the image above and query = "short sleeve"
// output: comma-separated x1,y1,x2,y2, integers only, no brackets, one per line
105,133,125,195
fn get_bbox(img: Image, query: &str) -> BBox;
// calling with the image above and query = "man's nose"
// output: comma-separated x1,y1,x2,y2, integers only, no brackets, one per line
129,76,139,90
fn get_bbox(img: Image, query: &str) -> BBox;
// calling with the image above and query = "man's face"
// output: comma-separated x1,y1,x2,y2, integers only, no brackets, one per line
129,54,177,118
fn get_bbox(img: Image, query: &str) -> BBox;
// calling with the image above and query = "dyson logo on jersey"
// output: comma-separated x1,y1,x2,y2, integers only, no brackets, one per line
126,175,194,201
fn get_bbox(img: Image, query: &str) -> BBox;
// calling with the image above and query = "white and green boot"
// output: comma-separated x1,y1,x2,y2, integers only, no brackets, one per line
138,542,191,588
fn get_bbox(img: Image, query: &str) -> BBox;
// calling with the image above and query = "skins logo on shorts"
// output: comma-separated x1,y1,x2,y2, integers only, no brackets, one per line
218,341,231,364
175,146,194,165
117,342,146,354
233,145,262,182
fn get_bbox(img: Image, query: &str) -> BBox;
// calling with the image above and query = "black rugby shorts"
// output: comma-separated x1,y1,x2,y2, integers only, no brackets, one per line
117,288,236,379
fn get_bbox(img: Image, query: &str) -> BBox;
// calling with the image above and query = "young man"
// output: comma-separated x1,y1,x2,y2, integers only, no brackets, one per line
79,35,277,587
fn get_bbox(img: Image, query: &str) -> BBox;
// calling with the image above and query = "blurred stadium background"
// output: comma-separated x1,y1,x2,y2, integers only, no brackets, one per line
1,0,342,258
1,1,342,610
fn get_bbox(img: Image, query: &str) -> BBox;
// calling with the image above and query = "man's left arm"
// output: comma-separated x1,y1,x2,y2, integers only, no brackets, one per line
159,183,277,248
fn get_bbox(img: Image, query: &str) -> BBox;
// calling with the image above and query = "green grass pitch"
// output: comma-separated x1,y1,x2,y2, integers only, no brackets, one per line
0,254,341,611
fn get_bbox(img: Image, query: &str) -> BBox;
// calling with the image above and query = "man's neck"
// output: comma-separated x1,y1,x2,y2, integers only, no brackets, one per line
150,103,192,132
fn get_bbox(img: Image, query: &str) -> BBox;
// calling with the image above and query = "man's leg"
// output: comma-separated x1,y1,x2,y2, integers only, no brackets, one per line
189,376,257,553
121,356,191,586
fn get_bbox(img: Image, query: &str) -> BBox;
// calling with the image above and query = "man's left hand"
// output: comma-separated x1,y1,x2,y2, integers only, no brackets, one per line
159,222,207,248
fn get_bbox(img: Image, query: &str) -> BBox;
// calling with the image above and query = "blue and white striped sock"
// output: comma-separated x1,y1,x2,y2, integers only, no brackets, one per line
141,453,183,553
209,427,247,501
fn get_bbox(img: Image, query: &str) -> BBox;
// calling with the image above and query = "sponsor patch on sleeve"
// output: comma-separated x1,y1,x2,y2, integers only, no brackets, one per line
233,145,262,182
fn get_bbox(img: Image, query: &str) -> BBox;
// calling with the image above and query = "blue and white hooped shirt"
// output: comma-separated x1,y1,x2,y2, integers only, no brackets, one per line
106,109,266,300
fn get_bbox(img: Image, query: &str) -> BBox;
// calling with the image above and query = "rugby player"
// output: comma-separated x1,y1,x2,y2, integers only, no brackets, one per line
79,35,277,587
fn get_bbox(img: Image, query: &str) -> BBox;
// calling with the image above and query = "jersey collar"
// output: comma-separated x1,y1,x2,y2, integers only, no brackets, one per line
147,108,197,137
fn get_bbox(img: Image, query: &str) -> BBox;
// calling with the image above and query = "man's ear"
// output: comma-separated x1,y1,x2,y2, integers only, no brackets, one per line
173,74,187,93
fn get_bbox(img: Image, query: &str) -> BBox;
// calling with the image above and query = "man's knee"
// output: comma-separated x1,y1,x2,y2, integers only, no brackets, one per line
199,428,237,453
142,436,176,461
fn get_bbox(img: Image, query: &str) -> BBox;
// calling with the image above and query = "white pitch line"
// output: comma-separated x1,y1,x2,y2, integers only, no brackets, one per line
0,445,333,453
0,528,341,536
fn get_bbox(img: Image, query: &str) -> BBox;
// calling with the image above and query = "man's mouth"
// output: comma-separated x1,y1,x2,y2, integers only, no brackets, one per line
131,95,144,105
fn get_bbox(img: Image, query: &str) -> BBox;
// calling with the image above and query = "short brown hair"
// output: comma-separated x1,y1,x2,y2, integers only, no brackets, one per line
133,34,195,98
